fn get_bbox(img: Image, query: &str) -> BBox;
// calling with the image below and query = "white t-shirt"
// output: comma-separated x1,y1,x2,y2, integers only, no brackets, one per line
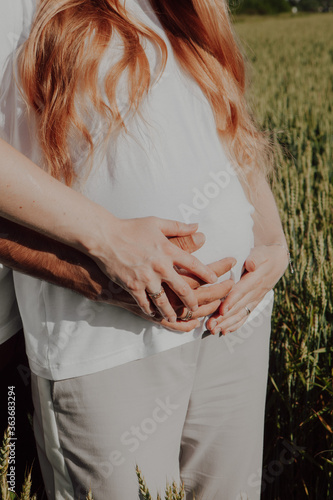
0,265,22,344
0,0,27,344
0,0,273,380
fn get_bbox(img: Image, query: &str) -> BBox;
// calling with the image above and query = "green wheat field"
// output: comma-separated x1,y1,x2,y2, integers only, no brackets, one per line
236,12,333,500
1,12,332,500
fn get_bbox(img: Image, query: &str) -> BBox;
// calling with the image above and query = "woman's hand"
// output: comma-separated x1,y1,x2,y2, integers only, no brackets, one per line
205,245,289,336
90,216,218,323
104,257,236,332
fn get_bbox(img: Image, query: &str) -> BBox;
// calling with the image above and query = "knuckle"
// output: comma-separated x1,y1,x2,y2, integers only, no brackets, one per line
155,262,170,277
188,257,199,271
154,296,168,307
139,268,154,284
173,220,181,233
200,292,213,305
125,278,140,292
173,236,187,251
220,302,230,315
165,240,178,255
164,242,177,258
138,302,149,313
231,290,242,303
177,282,191,298
136,297,149,311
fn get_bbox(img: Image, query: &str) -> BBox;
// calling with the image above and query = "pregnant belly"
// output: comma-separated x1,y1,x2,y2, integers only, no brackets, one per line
193,205,254,284
83,154,255,284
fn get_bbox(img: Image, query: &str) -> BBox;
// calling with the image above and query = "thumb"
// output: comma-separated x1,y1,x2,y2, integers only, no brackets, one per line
245,256,257,273
159,219,199,237
244,246,267,272
169,232,205,253
209,257,237,278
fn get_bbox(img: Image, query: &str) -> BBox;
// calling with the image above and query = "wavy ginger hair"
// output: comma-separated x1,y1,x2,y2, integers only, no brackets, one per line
18,0,273,186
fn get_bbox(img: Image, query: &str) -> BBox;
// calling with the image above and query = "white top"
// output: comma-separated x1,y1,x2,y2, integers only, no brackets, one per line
0,265,22,344
0,0,273,380
0,0,26,345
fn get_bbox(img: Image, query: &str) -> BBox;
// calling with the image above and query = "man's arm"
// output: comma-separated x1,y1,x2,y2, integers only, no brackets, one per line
0,216,235,331
0,216,109,301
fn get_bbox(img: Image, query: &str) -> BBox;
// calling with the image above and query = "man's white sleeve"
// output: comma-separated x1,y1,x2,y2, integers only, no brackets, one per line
0,0,34,342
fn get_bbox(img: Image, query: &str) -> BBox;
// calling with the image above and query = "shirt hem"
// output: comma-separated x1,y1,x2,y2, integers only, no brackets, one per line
27,290,274,381
27,333,199,381
0,316,23,345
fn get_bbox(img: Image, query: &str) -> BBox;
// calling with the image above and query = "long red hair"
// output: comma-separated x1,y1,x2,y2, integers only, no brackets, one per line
18,0,273,186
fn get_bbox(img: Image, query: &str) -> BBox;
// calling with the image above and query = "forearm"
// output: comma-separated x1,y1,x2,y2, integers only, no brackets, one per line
0,138,117,255
250,172,287,247
0,216,110,301
0,218,208,313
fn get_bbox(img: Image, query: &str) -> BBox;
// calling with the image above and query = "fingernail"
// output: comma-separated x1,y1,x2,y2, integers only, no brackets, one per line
192,232,205,246
214,328,221,336
150,312,156,317
210,273,218,283
210,320,218,329
191,305,199,312
169,316,177,323
188,223,198,229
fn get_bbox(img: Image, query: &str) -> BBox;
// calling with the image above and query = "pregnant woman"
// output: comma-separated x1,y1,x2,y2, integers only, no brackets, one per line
0,0,289,498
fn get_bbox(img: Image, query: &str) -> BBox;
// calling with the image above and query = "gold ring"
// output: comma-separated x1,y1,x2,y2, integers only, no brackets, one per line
180,309,193,322
147,288,165,300
245,306,251,315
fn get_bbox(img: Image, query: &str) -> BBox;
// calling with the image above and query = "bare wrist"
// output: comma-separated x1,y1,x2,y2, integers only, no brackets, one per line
265,243,294,274
76,207,119,261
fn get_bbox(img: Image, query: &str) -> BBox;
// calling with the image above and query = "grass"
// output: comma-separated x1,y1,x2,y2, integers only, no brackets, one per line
1,12,332,500
234,12,333,499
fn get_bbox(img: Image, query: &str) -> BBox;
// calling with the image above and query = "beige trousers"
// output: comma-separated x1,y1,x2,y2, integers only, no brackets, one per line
31,292,273,500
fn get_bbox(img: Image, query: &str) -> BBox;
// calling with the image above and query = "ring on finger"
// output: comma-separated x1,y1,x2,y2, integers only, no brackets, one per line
180,309,193,322
147,287,165,300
